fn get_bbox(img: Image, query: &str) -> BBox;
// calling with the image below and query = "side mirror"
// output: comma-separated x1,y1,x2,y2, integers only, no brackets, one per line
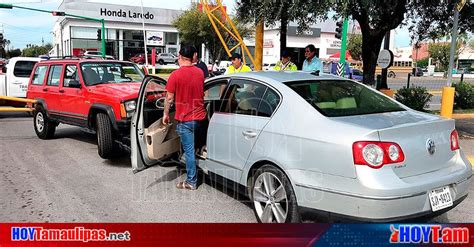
68,80,81,88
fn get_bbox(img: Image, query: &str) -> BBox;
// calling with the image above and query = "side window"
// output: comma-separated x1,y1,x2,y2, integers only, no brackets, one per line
31,65,48,85
63,65,78,87
221,79,267,116
13,61,37,78
258,88,280,117
47,65,63,86
204,80,228,101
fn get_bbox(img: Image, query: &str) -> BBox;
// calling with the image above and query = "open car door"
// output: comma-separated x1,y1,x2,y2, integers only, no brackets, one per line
131,76,181,173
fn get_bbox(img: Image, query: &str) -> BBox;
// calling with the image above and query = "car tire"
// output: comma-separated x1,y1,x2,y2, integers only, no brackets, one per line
158,59,164,65
96,113,116,159
388,71,396,78
250,165,300,223
33,106,56,139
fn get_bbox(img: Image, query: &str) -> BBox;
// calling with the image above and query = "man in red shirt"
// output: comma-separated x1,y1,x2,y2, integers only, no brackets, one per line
163,44,206,190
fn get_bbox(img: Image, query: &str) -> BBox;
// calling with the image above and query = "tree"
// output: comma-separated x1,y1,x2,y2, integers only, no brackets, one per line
7,48,21,58
347,34,362,61
406,1,473,44
236,0,473,86
22,44,52,57
428,42,461,73
173,4,252,62
236,0,331,56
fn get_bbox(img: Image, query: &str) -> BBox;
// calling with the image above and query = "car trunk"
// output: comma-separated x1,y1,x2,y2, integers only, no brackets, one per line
377,118,456,178
334,111,457,178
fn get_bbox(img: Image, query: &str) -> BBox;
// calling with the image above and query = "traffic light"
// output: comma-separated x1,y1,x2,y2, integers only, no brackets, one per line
52,11,65,16
97,29,101,41
335,21,343,40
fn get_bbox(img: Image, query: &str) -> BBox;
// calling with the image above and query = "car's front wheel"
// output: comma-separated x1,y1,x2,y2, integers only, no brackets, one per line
388,71,396,78
158,59,164,65
96,113,116,159
33,106,56,139
250,165,300,223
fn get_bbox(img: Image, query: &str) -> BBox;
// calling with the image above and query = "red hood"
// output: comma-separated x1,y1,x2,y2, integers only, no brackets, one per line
87,82,141,101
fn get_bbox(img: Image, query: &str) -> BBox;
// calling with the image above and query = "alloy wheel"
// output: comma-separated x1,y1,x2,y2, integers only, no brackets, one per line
36,112,44,132
253,172,288,223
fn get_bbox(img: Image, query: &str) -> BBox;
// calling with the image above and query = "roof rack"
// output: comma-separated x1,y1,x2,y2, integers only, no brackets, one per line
41,55,81,60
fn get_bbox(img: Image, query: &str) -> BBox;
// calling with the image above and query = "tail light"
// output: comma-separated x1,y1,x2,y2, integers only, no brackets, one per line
353,141,405,169
450,129,460,151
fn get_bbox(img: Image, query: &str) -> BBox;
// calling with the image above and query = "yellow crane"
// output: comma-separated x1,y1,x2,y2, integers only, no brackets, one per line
199,0,263,70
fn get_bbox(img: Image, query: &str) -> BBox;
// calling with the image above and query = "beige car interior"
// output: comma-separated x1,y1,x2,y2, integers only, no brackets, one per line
144,115,181,160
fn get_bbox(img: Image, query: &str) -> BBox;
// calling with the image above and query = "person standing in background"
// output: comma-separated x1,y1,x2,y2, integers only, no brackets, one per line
302,44,323,72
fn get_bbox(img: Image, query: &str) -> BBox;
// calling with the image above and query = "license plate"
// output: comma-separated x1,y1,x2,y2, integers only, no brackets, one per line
429,186,453,212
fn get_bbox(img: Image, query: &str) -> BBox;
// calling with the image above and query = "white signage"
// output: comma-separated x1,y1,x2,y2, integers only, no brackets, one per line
146,31,164,46
327,39,341,49
377,49,394,69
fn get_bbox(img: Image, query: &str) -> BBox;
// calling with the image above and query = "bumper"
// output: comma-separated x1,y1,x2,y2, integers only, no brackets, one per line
294,175,470,221
289,152,472,221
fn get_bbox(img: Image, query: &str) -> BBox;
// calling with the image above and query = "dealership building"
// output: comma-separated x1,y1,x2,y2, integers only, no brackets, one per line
52,0,359,66
52,0,181,61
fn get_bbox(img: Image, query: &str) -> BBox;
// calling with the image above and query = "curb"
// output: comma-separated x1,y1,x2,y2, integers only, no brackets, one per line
452,113,474,119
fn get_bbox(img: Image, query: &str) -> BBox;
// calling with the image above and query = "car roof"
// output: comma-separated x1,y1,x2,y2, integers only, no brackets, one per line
224,71,345,84
37,59,133,64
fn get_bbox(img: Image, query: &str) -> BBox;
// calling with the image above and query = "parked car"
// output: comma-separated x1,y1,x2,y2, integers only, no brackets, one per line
0,57,42,98
129,53,150,64
131,71,472,223
350,68,363,82
83,51,115,60
413,67,423,77
263,63,276,71
27,58,148,159
156,53,177,65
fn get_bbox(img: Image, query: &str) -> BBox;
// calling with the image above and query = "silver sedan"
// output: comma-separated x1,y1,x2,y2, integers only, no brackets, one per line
131,71,472,223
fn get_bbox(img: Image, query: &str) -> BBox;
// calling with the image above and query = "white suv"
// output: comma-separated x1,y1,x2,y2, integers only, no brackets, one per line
156,53,177,65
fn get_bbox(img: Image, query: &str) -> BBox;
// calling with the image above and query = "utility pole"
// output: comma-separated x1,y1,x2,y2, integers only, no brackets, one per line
140,0,148,66
440,0,465,118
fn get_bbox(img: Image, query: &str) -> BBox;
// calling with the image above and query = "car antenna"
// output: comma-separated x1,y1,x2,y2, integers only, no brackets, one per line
311,70,320,76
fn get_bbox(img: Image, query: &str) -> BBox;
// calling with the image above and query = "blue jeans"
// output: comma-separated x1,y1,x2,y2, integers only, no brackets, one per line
176,121,199,187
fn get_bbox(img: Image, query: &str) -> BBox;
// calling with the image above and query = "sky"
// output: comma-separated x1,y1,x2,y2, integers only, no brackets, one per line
0,0,412,50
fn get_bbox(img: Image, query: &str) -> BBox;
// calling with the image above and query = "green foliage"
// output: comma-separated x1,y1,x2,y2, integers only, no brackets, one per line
22,44,52,57
347,34,362,61
395,86,433,112
173,4,252,62
415,57,429,68
428,42,460,72
7,49,21,58
454,83,474,109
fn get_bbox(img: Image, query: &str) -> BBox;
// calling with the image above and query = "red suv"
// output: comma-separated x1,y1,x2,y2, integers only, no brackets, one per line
27,58,145,159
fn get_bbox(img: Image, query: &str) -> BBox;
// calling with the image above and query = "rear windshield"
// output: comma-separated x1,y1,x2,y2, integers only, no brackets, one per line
80,62,144,86
14,61,37,78
285,80,405,117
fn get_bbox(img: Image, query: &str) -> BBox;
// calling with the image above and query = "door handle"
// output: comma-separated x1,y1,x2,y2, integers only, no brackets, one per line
59,89,65,93
242,130,258,138
42,88,48,92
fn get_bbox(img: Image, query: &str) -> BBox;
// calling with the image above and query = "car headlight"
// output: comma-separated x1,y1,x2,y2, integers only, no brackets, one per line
121,100,136,119
124,100,136,112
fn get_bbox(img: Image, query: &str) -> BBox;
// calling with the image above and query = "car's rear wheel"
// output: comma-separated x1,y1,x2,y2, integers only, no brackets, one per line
250,165,300,223
388,71,396,78
158,59,164,65
34,107,56,139
96,113,116,159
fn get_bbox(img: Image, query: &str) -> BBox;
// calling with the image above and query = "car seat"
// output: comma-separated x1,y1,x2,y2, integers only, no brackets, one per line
83,68,101,85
